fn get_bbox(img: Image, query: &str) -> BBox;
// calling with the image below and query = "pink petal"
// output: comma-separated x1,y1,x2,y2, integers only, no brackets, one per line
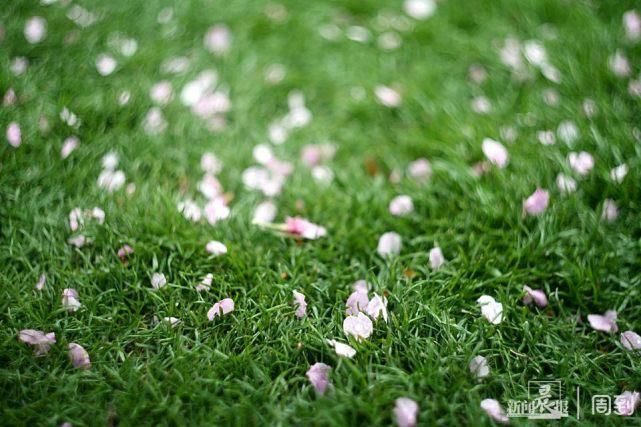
366,294,388,322
481,138,508,168
389,195,414,216
35,274,46,290
602,199,619,222
346,289,369,315
19,329,56,355
117,244,134,262
61,136,79,159
477,295,503,324
615,391,640,416
6,122,21,147
207,298,234,320
204,25,232,56
587,311,618,333
284,217,326,240
68,343,91,369
293,290,307,318
568,151,594,176
480,399,509,424
343,312,374,341
306,362,331,394
377,232,402,257
429,246,446,269
62,288,81,312
374,85,401,107
326,339,356,358
407,158,432,182
522,286,548,308
206,240,227,256
394,397,419,427
621,331,641,351
523,188,549,215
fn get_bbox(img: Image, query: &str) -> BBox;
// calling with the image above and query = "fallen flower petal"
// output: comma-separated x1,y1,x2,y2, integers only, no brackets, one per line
394,397,419,427
407,158,432,182
61,136,79,159
477,295,503,325
284,217,326,240
293,290,307,318
469,355,490,379
375,85,402,107
306,362,331,394
588,310,618,333
615,391,640,416
556,173,577,194
621,331,641,351
346,287,369,315
206,240,227,256
68,343,91,369
19,329,56,355
207,298,234,320
6,122,21,148
602,199,619,222
568,151,594,176
429,246,446,270
523,188,549,216
253,201,277,224
522,286,548,308
326,339,356,358
610,164,628,183
343,312,374,341
480,399,509,424
481,138,508,168
366,294,388,322
196,273,213,292
389,195,414,216
35,274,46,290
377,232,402,257
163,317,181,327
117,244,134,262
151,273,167,290
62,288,81,312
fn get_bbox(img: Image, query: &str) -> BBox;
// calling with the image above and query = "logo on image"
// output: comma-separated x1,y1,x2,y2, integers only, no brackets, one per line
507,380,569,419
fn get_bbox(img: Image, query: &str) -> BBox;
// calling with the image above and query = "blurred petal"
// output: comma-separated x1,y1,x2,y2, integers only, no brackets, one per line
429,246,446,270
389,195,414,216
394,397,419,427
306,362,330,394
377,232,402,257
68,343,91,369
588,311,618,333
326,339,356,358
477,295,503,324
523,188,549,215
482,138,508,168
615,391,640,416
62,288,81,312
206,240,227,256
151,273,167,290
469,356,490,379
366,294,388,322
207,298,234,320
522,286,548,308
343,312,374,341
293,290,307,318
480,399,509,424
19,329,56,355
621,331,641,351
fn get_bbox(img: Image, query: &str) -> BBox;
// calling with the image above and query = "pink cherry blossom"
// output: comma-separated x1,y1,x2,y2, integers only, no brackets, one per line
142,107,167,135
568,151,594,175
477,295,503,324
326,339,356,358
62,288,81,312
480,399,509,424
117,245,134,262
429,246,446,270
346,286,369,315
68,343,91,369
366,294,388,322
609,50,631,77
394,397,419,427
523,188,549,216
306,362,330,394
204,25,232,55
6,122,21,147
620,331,641,351
407,158,432,182
3,88,16,106
482,138,508,168
206,240,227,256
537,130,556,146
522,286,548,308
97,170,126,192
343,312,374,341
284,217,327,240
615,391,640,416
293,290,307,318
375,85,402,107
588,310,618,333
207,298,234,320
377,232,402,257
61,136,79,159
469,355,490,379
602,199,619,222
471,96,491,114
203,198,230,225
201,152,222,174
19,329,56,355
24,17,47,44
389,195,414,216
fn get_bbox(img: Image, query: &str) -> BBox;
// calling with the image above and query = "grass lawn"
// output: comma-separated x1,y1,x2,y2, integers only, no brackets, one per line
1,0,641,425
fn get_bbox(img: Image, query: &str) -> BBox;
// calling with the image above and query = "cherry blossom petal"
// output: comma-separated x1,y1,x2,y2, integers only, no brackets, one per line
477,295,503,325
196,273,213,292
602,199,619,222
522,286,548,308
151,273,167,290
568,151,594,175
68,343,91,369
480,399,509,424
394,397,419,427
24,17,47,44
366,294,388,323
404,0,436,20
556,174,577,194
615,391,640,416
62,288,81,312
375,85,402,107
557,121,579,145
163,317,181,327
588,310,618,333
35,274,46,290
150,81,173,105
96,54,117,76
346,288,369,315
19,329,56,355
389,195,414,216
204,25,232,55
6,122,21,148
523,188,549,216
624,10,641,42
284,217,326,240
206,240,227,256
117,244,134,262
253,201,277,224
204,198,230,225
620,331,641,351
207,298,234,320
610,164,628,183
343,312,374,341
201,152,223,174
61,136,79,159
326,339,356,358
429,246,446,270
377,232,402,257
306,362,330,394
482,138,508,168
407,158,432,182
469,355,490,379
178,200,202,222
293,290,307,318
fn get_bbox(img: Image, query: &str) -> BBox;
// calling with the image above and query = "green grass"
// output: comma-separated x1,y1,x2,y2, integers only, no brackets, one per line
1,0,641,425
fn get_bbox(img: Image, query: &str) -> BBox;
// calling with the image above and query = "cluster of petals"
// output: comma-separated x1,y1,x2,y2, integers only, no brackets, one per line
19,329,56,355
477,295,503,324
207,298,234,320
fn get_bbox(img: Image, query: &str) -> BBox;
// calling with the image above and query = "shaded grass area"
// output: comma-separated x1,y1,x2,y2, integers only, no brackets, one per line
1,0,640,425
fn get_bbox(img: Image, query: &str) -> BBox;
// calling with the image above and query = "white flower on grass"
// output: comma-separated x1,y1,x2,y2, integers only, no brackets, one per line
477,295,503,324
